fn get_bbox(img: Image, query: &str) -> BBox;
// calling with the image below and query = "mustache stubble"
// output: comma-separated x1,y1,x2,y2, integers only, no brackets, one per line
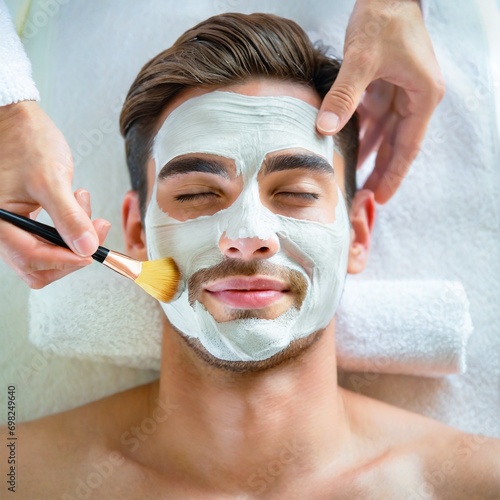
187,258,308,309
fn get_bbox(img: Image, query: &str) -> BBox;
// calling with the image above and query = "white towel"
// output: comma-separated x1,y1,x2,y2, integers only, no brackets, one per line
335,280,472,376
0,0,39,105
28,266,473,376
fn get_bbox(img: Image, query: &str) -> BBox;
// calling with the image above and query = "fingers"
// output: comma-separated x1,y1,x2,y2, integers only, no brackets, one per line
356,81,395,166
74,188,111,245
93,218,112,246
0,102,99,256
25,218,110,289
75,188,92,218
357,115,384,169
0,224,92,287
362,68,444,201
317,55,374,135
363,111,425,203
35,180,99,257
0,218,111,289
0,190,111,289
0,101,109,286
316,0,446,202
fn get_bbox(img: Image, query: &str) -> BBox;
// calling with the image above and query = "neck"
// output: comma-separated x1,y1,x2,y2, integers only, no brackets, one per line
145,320,352,493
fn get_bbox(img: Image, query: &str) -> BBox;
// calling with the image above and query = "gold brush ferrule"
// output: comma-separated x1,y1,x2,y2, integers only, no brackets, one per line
102,250,143,281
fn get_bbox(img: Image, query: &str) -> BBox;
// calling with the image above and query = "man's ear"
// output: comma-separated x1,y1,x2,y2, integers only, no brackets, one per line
347,189,376,274
122,190,148,260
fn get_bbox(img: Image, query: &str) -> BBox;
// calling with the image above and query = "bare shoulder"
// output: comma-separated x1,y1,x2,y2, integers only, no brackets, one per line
408,428,500,500
2,382,157,499
341,389,500,499
438,432,500,498
19,380,155,444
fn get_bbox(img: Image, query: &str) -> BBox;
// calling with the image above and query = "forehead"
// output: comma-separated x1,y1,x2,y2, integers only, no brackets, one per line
152,90,333,178
154,80,322,131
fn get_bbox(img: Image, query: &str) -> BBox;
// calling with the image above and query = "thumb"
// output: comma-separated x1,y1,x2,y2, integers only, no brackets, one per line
38,184,99,257
316,58,373,135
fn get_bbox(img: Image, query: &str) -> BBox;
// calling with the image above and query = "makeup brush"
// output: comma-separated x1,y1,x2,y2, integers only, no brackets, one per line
0,208,180,302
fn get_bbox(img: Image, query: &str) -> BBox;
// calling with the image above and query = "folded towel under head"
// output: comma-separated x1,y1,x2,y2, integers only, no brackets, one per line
28,266,473,376
335,279,473,376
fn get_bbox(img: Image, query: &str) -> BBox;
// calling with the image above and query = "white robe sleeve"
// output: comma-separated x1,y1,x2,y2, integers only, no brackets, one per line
0,0,39,106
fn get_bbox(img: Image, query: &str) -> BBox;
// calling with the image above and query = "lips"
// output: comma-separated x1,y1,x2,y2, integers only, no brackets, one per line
204,276,289,309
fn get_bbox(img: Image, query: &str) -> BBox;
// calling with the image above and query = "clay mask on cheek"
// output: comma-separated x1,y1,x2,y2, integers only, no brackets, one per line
145,91,351,362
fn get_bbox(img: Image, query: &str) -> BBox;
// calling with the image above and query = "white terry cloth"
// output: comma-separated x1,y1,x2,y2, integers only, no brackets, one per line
0,0,39,105
28,266,473,377
335,280,472,376
0,0,499,436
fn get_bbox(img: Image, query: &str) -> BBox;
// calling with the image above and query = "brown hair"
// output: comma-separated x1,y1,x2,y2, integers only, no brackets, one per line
119,12,358,215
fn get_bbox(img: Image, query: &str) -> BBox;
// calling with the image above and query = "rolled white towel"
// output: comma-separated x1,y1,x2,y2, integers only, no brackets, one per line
335,280,473,376
28,267,473,376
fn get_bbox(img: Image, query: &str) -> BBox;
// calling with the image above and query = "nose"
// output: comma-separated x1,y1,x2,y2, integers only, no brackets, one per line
219,234,280,261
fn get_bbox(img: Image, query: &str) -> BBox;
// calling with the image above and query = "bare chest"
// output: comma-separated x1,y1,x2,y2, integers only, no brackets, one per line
58,457,436,500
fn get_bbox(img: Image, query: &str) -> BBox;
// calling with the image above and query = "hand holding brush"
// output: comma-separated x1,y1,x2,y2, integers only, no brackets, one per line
0,208,180,302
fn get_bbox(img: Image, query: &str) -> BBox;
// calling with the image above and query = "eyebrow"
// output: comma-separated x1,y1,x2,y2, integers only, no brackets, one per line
158,156,230,180
262,153,334,176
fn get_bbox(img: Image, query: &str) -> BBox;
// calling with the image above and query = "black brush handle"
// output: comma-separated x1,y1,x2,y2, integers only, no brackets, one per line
0,208,109,263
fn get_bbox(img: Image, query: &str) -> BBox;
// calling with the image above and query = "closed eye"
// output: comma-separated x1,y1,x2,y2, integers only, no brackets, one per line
276,192,320,200
174,192,220,202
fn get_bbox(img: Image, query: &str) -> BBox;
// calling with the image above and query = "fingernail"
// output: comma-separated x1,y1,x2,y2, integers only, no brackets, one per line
99,220,112,237
73,230,98,256
77,189,90,206
317,112,340,133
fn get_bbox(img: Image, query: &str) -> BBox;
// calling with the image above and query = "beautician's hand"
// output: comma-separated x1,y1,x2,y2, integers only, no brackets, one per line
0,101,110,288
316,0,445,203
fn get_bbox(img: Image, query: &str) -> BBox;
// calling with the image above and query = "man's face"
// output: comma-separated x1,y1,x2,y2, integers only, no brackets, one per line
140,80,352,365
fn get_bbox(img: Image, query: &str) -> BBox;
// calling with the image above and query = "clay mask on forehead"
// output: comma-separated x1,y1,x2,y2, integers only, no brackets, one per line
146,91,350,362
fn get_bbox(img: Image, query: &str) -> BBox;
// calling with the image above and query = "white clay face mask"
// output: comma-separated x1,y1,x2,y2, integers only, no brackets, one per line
145,91,350,362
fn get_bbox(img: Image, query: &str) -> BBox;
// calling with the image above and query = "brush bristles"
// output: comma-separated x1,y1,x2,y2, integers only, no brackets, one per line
134,258,180,302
